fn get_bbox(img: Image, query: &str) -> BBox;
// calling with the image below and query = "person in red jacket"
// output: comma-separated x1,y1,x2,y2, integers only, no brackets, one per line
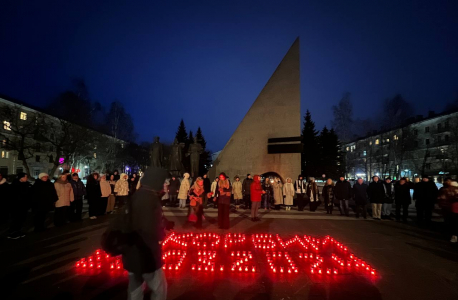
250,175,265,222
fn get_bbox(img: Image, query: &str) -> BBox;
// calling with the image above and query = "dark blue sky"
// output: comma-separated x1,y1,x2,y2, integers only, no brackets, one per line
1,0,457,151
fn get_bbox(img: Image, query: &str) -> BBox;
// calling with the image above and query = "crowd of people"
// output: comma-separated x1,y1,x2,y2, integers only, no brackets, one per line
1,170,140,239
161,172,458,244
2,168,458,300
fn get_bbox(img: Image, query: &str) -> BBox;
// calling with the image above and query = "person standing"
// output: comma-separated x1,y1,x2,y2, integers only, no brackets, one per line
31,173,58,232
113,170,120,181
203,174,211,209
0,173,10,225
7,173,31,239
262,178,273,211
334,176,352,216
272,178,283,210
99,175,111,216
54,171,74,227
189,177,205,228
211,177,219,208
178,173,191,209
382,177,394,220
437,181,458,243
129,173,140,197
394,177,411,222
242,174,253,210
306,177,319,212
368,175,385,220
322,178,335,214
413,175,439,225
216,173,232,229
353,178,368,219
250,175,264,221
120,167,168,300
106,174,117,214
114,173,129,209
232,176,243,210
283,178,295,210
161,179,170,207
295,175,306,211
69,173,86,221
87,173,102,220
168,176,180,207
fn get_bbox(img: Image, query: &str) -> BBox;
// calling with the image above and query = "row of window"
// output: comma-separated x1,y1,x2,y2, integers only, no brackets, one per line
2,112,28,130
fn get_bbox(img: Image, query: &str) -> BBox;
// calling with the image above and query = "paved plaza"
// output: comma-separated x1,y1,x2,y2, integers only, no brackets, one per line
1,207,457,300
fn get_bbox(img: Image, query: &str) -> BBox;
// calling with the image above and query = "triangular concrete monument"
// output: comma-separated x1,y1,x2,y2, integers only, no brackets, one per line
209,38,301,180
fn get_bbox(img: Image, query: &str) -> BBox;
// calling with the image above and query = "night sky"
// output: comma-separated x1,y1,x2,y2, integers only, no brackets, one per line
1,0,457,151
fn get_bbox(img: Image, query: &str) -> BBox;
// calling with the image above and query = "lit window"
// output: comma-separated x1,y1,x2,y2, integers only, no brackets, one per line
1,151,8,159
375,139,380,145
363,151,367,156
2,139,6,146
386,138,390,143
394,135,399,140
3,121,11,131
369,141,373,146
346,147,349,151
20,112,27,120
94,152,97,159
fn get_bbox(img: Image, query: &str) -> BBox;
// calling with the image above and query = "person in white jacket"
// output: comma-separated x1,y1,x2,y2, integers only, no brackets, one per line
283,178,295,210
178,173,191,209
114,173,129,208
210,177,219,208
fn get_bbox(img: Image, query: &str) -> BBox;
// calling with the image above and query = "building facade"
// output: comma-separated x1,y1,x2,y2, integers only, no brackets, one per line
343,111,458,183
0,96,125,179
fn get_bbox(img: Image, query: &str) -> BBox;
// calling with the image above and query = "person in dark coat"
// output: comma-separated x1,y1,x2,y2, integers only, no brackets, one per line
7,173,31,239
394,177,411,221
113,170,120,181
353,178,369,219
120,167,168,300
202,174,211,209
334,176,352,216
367,176,385,220
31,173,58,232
69,173,86,221
129,173,140,196
242,174,253,209
382,177,394,220
216,172,232,229
295,175,306,211
86,173,102,220
0,173,10,225
322,179,335,214
413,175,438,224
262,178,273,211
167,176,180,207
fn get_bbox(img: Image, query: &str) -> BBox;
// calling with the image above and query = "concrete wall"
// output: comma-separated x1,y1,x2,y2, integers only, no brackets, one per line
209,38,301,180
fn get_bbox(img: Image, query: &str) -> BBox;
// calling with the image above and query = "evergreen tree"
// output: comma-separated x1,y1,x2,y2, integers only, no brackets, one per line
175,119,188,143
301,110,320,177
319,127,344,179
195,127,212,175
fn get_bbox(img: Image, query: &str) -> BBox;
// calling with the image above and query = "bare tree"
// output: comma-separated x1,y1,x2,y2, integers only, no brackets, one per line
332,92,354,142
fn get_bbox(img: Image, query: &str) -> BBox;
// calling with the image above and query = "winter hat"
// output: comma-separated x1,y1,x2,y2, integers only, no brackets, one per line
17,172,27,180
38,173,49,179
385,177,392,181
